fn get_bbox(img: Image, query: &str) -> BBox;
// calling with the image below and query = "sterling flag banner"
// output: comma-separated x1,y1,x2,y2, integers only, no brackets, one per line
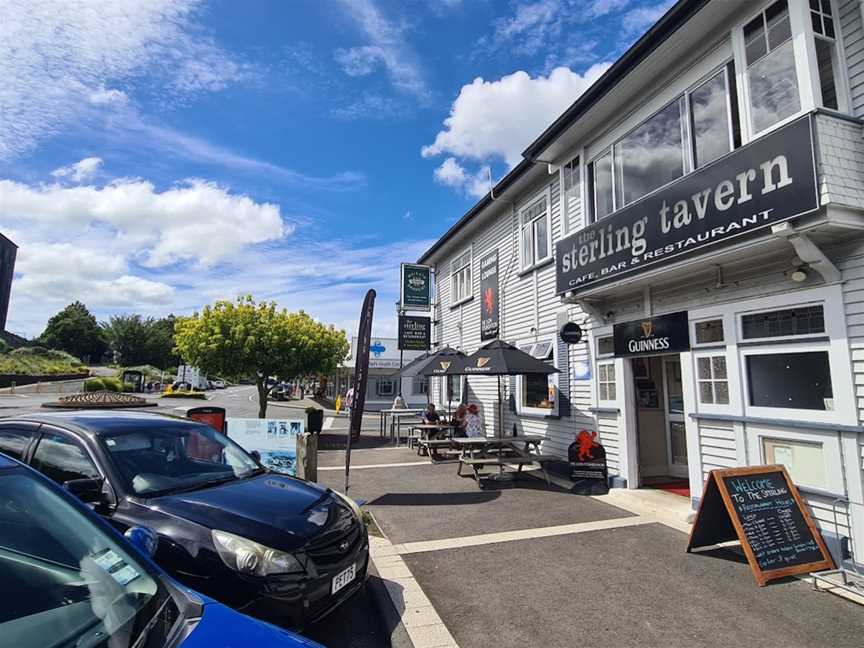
346,289,375,493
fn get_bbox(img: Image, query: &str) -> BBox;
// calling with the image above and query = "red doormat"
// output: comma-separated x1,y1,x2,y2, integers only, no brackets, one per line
645,480,690,497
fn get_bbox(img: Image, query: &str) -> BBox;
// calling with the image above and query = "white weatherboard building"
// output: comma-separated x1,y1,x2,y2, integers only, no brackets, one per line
420,0,864,565
341,336,427,410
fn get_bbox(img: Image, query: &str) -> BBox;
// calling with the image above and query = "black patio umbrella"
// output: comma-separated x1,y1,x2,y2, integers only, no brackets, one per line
416,347,468,413
461,339,558,438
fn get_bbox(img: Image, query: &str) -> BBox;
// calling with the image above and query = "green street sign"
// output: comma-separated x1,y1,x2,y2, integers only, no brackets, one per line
400,263,431,310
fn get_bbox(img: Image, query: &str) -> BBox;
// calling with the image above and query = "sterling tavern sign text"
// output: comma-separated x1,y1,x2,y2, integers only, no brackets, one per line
555,116,819,295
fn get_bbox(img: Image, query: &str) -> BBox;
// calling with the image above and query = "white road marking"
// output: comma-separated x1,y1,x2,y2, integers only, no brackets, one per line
393,516,654,555
323,416,334,430
319,461,429,471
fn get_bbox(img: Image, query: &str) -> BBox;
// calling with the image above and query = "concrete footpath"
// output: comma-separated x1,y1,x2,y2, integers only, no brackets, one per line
322,446,864,648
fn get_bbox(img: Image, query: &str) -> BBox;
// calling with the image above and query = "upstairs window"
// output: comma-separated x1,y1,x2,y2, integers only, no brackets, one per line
743,0,801,134
741,305,825,339
810,0,840,110
519,192,551,270
689,65,740,168
450,249,472,304
561,157,581,232
614,97,687,208
588,151,614,222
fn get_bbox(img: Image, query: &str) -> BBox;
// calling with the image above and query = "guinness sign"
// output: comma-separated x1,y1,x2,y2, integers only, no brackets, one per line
613,311,690,357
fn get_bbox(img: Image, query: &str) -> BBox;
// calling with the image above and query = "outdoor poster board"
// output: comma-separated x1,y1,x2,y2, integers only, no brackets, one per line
398,315,431,351
400,263,431,311
479,250,499,340
226,417,302,476
687,465,834,586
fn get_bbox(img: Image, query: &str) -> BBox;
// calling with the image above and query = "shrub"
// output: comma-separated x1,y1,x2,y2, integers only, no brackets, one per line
84,378,105,392
161,390,207,400
100,377,125,392
0,339,8,354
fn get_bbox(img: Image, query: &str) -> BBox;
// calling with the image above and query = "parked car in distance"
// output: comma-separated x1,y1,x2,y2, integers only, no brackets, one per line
211,379,226,389
0,411,369,629
0,452,325,648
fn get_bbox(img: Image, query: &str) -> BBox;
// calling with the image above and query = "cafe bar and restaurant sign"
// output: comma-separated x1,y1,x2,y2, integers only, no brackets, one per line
613,311,690,357
398,315,431,351
555,115,819,295
479,250,499,340
401,263,432,310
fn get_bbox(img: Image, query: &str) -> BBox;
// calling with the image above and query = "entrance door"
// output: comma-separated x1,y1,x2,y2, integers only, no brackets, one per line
663,357,687,478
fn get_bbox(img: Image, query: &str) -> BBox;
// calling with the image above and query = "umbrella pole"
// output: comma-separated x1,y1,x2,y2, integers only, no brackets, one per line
498,375,503,439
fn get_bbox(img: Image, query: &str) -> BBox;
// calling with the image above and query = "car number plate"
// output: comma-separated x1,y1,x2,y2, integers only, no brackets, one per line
331,564,356,595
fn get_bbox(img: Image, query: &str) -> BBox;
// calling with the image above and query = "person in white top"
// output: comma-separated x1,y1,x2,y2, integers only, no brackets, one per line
464,403,484,438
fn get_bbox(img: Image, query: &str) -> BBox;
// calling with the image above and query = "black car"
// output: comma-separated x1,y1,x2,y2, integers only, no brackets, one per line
0,410,368,628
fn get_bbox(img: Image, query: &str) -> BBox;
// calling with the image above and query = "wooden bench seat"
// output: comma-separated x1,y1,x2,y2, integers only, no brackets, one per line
458,454,555,487
416,438,455,458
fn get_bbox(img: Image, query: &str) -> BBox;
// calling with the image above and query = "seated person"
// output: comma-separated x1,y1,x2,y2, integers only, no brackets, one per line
451,404,468,437
464,403,484,438
393,394,407,409
422,402,440,424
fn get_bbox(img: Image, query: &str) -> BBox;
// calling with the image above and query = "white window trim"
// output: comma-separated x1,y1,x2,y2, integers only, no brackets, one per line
518,186,553,272
686,284,856,426
736,300,826,344
449,246,473,307
693,349,735,415
559,155,582,237
808,0,852,114
515,338,559,417
596,359,618,406
691,315,726,348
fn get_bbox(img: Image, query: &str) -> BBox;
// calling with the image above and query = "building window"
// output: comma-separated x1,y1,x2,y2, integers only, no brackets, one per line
597,336,614,356
697,355,729,404
519,193,551,269
561,157,581,232
694,319,724,344
588,151,614,222
689,66,738,168
517,341,557,413
743,0,801,134
810,0,840,110
763,437,826,489
746,351,833,410
447,375,462,404
450,249,472,304
375,378,396,398
413,374,428,395
741,305,824,339
598,362,616,401
614,97,687,208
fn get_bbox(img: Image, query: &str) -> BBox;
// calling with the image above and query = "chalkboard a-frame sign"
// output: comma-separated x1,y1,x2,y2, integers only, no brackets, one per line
687,465,833,586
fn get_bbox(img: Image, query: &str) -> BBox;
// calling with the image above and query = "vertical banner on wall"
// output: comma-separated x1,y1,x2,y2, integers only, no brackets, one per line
346,289,376,494
479,250,499,340
400,263,432,310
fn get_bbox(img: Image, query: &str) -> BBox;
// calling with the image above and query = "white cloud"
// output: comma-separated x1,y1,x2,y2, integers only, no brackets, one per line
433,158,490,199
89,86,129,106
622,0,674,35
0,177,286,268
334,0,428,98
0,0,246,159
334,45,386,77
51,157,103,183
588,0,631,17
492,0,561,57
422,64,611,167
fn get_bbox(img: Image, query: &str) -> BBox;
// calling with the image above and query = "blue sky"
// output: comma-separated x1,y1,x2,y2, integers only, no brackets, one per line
1,0,672,339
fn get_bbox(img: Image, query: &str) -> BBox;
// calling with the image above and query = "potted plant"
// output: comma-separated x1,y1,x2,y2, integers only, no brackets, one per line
305,406,324,434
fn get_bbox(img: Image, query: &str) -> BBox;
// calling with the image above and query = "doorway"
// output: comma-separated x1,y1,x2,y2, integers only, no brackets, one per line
633,354,689,493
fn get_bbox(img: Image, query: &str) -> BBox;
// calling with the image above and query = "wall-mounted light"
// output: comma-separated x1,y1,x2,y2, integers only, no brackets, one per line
790,268,808,283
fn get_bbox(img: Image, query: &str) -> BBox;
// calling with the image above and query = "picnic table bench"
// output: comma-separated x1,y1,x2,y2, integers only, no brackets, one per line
416,438,457,461
452,436,552,488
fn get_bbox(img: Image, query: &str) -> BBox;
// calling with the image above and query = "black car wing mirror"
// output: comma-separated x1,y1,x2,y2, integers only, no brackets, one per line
250,450,262,463
64,477,106,504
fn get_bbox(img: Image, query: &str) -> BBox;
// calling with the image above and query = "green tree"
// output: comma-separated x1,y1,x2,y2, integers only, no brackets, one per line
147,315,181,370
39,302,107,362
174,296,349,418
102,314,154,366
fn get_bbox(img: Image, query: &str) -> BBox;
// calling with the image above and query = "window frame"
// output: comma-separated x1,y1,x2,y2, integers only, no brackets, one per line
30,426,105,486
807,0,850,113
751,427,844,495
0,422,39,462
518,187,553,272
686,64,738,170
737,302,826,344
691,316,726,347
597,360,618,405
515,338,559,417
449,246,473,306
559,155,582,236
694,351,731,411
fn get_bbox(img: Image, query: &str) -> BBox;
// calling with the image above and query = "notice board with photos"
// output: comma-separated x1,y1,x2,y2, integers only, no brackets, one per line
687,465,833,585
226,418,302,476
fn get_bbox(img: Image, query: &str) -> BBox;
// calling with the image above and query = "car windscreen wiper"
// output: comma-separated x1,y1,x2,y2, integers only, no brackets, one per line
164,474,239,495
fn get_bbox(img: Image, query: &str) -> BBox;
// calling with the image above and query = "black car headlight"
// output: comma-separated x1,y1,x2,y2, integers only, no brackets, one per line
211,530,305,577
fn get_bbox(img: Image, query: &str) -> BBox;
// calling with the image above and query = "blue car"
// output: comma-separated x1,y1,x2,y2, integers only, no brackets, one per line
0,452,324,648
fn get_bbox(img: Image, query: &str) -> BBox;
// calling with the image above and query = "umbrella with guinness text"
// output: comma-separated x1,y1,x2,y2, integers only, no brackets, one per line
416,347,468,413
461,339,558,438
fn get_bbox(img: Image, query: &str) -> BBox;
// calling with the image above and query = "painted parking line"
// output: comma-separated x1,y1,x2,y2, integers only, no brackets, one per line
319,461,430,471
323,416,335,430
393,515,654,555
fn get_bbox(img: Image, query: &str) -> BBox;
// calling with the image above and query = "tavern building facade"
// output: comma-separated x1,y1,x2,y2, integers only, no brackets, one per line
418,0,864,564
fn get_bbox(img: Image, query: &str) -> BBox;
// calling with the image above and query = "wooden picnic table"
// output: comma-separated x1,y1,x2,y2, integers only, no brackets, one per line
451,435,553,487
411,423,458,459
